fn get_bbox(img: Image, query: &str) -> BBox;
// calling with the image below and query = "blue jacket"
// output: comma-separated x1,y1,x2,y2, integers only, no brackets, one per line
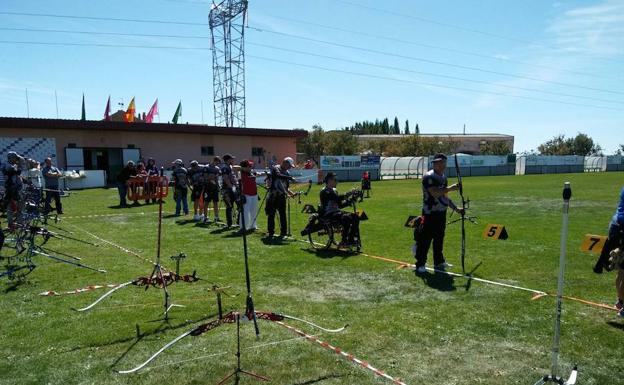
612,187,624,227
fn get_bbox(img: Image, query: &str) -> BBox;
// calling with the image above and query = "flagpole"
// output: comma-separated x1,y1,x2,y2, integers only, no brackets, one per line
25,88,30,118
55,90,59,119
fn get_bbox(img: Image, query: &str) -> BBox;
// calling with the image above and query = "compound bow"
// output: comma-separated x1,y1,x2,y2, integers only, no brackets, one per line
450,154,477,274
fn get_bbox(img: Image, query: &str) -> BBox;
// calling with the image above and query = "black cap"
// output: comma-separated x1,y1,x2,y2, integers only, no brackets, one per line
432,153,447,162
223,154,235,161
323,172,337,184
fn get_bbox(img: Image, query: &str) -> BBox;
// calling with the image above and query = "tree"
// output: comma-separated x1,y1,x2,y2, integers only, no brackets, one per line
324,130,360,155
296,124,325,161
404,119,410,135
480,141,512,155
617,144,624,155
393,116,400,135
415,123,420,135
537,133,601,155
382,118,390,134
538,135,570,155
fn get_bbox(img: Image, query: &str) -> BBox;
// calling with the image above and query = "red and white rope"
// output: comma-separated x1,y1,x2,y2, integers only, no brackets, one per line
39,284,121,296
275,320,409,385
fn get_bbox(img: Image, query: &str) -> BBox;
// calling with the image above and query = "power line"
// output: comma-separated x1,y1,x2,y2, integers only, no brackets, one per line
4,26,621,104
246,42,624,105
264,14,620,81
3,9,621,93
246,55,621,111
0,27,209,40
332,0,624,66
0,11,206,26
247,26,624,96
0,39,619,111
0,40,209,50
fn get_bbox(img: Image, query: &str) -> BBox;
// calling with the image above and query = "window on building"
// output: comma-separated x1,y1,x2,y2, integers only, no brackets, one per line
201,146,214,156
252,147,264,156
127,144,136,149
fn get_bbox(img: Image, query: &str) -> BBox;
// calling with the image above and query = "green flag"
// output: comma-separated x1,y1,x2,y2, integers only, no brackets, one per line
172,101,182,124
81,93,86,121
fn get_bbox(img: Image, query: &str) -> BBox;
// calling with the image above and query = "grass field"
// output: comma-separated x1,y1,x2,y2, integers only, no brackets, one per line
1,172,623,385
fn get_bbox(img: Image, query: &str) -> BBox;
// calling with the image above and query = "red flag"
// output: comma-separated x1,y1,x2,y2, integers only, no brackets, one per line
104,96,111,121
145,98,159,123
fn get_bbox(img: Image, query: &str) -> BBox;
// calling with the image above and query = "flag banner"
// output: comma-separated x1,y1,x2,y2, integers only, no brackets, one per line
124,97,136,123
172,101,182,124
145,98,159,123
104,96,111,121
81,94,86,121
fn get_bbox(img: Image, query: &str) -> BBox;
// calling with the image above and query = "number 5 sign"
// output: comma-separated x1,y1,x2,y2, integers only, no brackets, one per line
580,234,607,253
482,224,509,240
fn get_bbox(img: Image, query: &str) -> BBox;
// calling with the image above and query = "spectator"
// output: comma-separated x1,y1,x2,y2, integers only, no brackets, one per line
145,158,159,204
26,159,43,206
116,161,136,208
2,152,26,228
42,157,64,215
239,159,258,232
201,157,222,223
188,160,204,221
304,159,314,169
220,154,239,227
171,159,189,216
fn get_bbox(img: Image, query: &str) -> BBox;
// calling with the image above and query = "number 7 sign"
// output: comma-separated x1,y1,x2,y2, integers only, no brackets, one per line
580,234,607,253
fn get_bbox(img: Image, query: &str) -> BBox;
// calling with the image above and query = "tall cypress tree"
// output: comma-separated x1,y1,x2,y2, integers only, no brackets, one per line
404,119,410,135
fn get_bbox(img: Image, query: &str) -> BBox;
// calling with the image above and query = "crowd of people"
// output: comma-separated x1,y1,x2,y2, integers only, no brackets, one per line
116,154,304,237
1,151,65,228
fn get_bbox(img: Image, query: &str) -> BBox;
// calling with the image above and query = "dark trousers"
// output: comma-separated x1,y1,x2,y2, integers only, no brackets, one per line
328,211,360,242
222,189,236,226
266,193,287,236
415,212,447,267
118,182,128,207
45,190,62,214
594,223,623,273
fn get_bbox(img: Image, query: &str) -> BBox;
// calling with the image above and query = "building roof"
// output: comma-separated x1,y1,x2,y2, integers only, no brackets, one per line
358,133,513,139
0,117,308,138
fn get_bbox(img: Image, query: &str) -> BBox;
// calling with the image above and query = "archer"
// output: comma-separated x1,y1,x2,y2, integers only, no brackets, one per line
414,153,464,274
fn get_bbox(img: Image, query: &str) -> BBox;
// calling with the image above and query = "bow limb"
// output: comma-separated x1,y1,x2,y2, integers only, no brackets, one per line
254,311,347,333
116,313,237,374
454,154,467,274
73,281,134,312
116,329,196,374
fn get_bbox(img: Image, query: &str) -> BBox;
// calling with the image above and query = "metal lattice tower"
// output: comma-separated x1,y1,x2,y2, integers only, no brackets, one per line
209,0,248,128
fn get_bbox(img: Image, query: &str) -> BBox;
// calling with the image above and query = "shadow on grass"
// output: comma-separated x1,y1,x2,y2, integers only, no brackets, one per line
607,321,624,331
418,271,456,292
66,312,220,356
175,219,196,225
260,236,297,246
290,374,344,385
301,247,358,260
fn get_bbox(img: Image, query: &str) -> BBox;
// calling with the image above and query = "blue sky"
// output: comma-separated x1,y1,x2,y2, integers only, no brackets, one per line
1,0,623,153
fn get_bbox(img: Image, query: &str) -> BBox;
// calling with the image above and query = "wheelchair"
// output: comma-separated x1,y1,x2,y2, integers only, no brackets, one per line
300,190,367,252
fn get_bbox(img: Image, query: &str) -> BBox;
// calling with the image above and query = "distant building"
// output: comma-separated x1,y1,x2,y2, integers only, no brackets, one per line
0,117,307,183
357,133,514,155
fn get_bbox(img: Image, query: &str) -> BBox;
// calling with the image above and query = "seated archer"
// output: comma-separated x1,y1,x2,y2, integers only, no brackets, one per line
319,172,360,247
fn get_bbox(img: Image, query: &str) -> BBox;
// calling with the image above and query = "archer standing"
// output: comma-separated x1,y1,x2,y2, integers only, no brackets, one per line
239,159,258,232
202,156,222,223
592,187,624,315
220,154,239,227
42,157,64,215
414,153,463,274
265,157,296,238
171,159,189,216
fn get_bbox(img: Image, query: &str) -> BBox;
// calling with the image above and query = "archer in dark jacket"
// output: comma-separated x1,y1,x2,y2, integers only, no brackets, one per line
116,161,136,207
319,172,360,247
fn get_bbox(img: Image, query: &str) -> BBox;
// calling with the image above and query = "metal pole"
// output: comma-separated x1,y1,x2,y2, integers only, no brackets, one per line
551,181,571,378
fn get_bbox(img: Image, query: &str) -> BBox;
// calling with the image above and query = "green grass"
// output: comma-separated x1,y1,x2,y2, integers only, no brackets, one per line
1,172,623,385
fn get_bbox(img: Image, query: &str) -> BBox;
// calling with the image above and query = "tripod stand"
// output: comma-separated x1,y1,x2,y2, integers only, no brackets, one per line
147,170,183,321
217,181,268,384
532,182,578,385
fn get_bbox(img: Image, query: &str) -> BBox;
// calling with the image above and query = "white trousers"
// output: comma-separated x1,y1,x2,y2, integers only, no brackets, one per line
241,194,258,230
